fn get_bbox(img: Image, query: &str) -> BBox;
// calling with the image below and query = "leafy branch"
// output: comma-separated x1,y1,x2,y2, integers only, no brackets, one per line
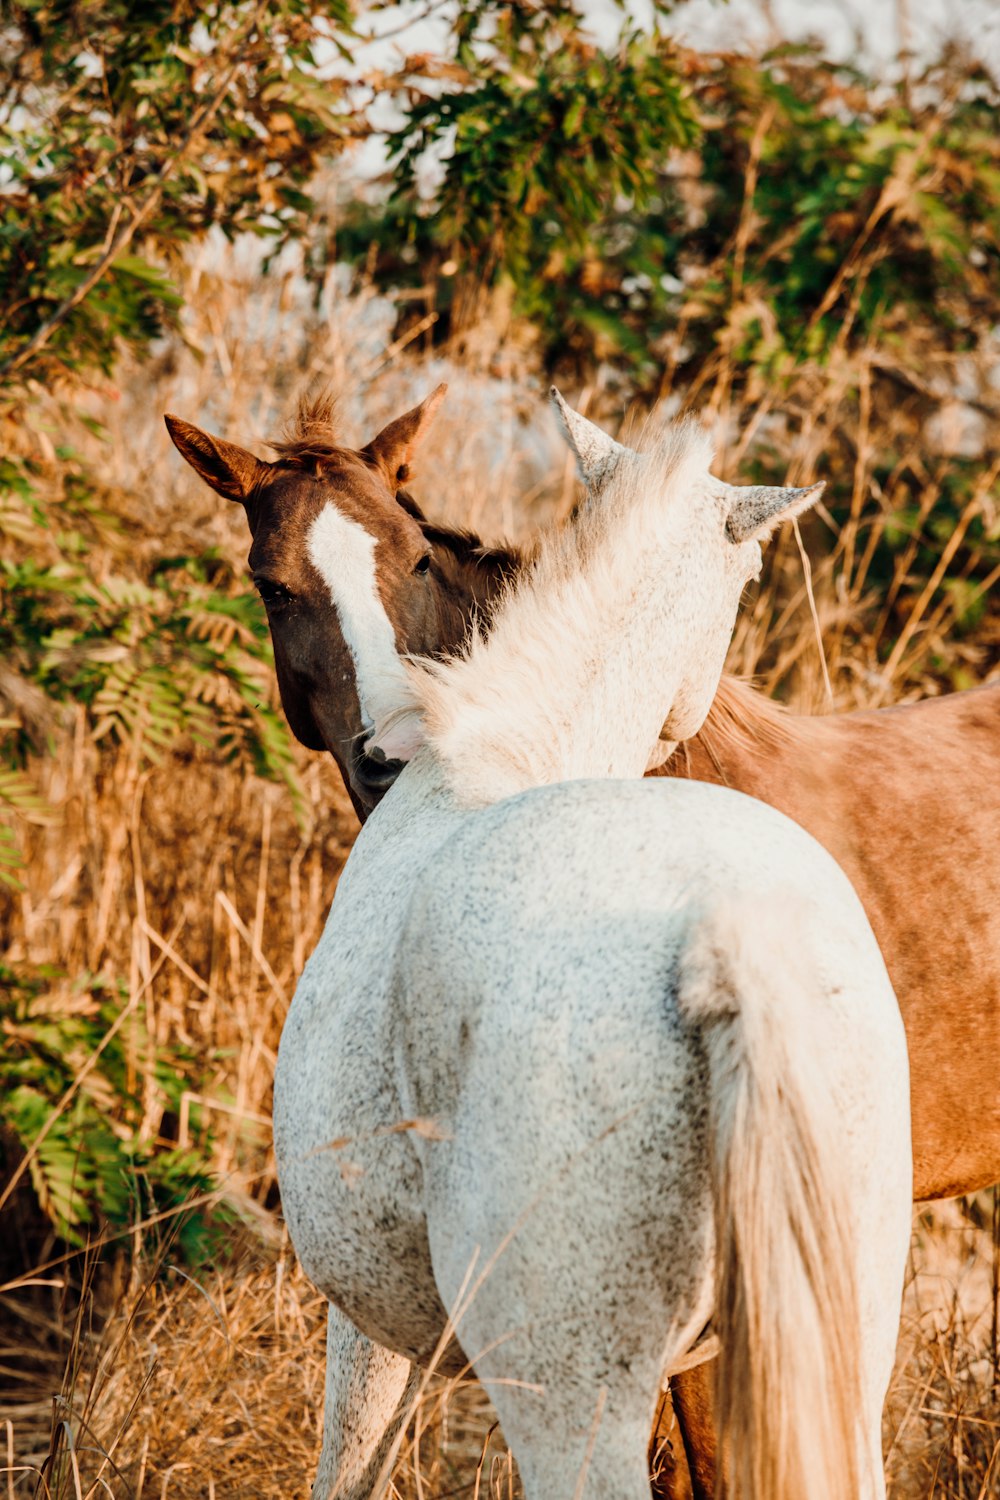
0,0,271,381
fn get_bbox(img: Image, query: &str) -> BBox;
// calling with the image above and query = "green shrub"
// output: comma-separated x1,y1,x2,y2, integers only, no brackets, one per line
0,453,302,885
1,962,228,1261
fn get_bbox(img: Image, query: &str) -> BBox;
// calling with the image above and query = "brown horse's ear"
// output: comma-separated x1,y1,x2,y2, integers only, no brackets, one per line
363,384,448,485
164,414,269,504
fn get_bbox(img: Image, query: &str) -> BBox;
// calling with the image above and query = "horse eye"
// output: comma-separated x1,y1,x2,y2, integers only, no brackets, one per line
255,576,293,607
413,554,431,576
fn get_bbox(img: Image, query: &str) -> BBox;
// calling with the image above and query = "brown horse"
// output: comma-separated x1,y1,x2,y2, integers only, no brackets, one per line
166,389,520,822
167,393,1000,1499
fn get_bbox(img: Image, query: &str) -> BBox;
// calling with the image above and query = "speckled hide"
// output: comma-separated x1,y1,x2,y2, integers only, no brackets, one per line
275,768,910,1500
271,401,913,1500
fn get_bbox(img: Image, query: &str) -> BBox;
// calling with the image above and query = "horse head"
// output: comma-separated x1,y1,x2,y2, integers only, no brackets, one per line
165,388,519,820
550,389,825,747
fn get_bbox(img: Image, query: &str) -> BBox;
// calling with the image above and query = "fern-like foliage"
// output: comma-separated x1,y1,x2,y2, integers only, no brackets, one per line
0,454,297,1263
0,456,305,840
0,718,55,889
1,963,228,1261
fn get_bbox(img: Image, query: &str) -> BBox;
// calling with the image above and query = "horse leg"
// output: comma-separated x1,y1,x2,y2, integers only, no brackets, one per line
668,1362,717,1500
311,1302,420,1500
490,1377,659,1500
436,1241,699,1500
855,1222,912,1500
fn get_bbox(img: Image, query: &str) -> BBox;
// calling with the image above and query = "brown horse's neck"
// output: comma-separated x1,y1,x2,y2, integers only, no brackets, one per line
419,515,526,655
678,675,794,775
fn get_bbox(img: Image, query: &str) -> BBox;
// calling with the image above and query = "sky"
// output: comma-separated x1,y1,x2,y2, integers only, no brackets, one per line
663,0,1000,72
343,0,999,189
357,0,1000,75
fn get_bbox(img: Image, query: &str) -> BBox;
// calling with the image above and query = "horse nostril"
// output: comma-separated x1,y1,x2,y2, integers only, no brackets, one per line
354,752,405,794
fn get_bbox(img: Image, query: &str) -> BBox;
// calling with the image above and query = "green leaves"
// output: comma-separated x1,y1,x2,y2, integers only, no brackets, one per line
380,17,697,368
0,459,304,839
0,0,696,390
0,717,54,889
0,964,224,1255
0,0,359,390
345,38,1000,399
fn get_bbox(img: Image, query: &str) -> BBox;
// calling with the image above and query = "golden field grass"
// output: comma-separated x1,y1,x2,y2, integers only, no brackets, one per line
2,245,999,1498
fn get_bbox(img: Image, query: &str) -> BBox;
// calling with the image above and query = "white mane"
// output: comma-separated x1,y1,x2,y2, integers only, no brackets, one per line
373,418,716,805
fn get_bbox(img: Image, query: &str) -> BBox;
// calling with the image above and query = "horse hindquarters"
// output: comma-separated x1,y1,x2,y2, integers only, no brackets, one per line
407,948,718,1500
396,780,910,1500
679,897,911,1500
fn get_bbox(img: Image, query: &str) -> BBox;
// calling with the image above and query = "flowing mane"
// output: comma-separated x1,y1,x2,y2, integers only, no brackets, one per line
694,674,793,758
374,418,716,802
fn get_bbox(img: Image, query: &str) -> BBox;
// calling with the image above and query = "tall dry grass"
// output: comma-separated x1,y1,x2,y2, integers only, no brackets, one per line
2,241,998,1497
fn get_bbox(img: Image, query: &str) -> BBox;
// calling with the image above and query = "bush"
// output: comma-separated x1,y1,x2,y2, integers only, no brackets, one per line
0,450,301,890
1,962,227,1261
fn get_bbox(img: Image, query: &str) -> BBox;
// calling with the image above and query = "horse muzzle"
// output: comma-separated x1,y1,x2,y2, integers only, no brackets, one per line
350,746,407,807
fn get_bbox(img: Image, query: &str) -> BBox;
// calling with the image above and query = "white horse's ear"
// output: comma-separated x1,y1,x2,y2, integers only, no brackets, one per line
550,388,628,492
725,481,824,543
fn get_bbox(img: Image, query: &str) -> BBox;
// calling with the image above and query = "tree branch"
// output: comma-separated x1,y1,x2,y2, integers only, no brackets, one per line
0,0,269,385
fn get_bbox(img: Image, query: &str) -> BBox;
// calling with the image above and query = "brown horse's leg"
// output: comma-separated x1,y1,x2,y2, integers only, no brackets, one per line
648,1385,694,1500
669,1362,718,1500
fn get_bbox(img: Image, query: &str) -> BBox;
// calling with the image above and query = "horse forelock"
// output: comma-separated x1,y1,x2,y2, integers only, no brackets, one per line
267,390,343,468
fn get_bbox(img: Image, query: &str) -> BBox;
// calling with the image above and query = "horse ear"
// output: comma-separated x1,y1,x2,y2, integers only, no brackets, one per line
725,481,825,544
165,414,269,504
550,387,628,492
364,384,448,484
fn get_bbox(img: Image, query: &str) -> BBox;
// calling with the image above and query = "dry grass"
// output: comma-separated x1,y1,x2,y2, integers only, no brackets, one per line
886,1201,1000,1498
2,240,999,1496
3,1217,996,1500
1,1234,503,1500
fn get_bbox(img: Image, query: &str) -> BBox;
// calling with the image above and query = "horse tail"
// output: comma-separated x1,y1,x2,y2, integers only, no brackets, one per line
679,897,862,1500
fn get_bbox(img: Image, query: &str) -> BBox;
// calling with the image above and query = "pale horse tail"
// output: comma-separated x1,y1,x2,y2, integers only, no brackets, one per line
679,897,863,1500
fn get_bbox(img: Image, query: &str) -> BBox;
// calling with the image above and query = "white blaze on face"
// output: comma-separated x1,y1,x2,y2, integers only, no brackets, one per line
307,503,412,745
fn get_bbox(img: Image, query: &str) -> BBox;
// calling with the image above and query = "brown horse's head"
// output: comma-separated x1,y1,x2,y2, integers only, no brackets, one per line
165,389,520,820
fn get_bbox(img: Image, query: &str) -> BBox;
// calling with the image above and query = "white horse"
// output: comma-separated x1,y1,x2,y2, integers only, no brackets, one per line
272,396,912,1500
